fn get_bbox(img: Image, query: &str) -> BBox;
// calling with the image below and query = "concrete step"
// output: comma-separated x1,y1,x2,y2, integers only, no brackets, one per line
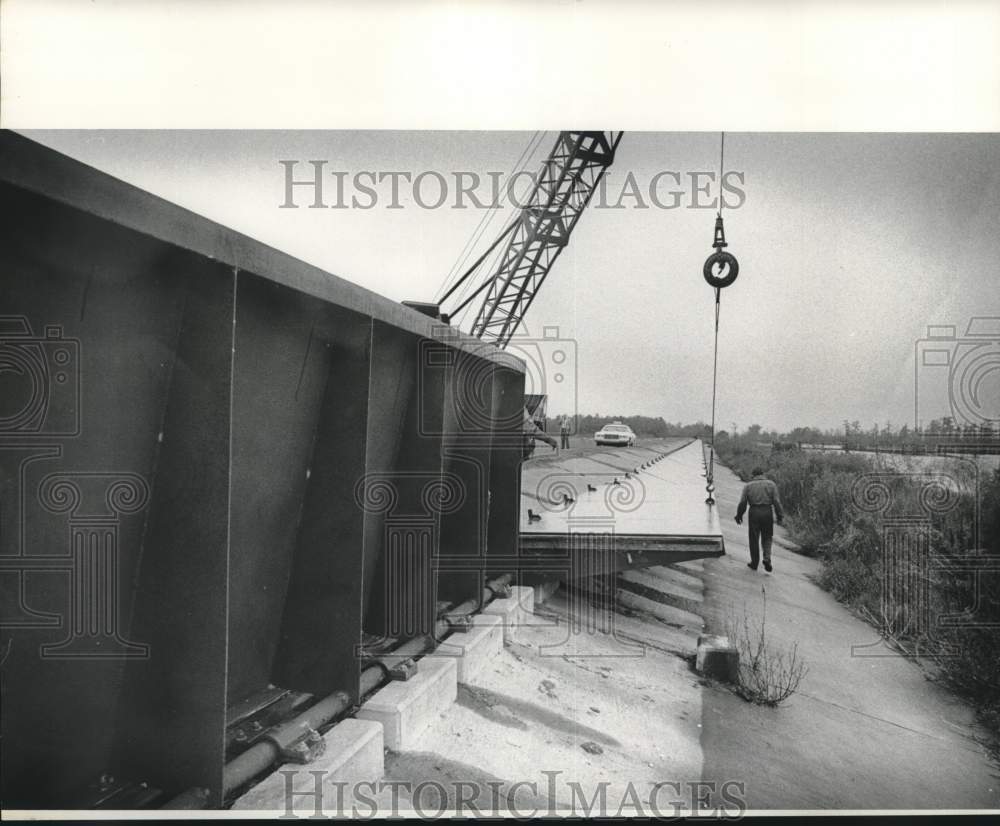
614,589,705,634
603,606,700,658
646,563,705,594
569,575,704,632
667,559,705,575
533,587,699,658
618,567,703,615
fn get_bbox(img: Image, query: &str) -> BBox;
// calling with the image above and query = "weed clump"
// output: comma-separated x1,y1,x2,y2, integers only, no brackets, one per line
725,587,808,706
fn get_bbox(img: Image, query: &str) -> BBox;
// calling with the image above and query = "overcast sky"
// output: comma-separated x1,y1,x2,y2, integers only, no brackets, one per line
21,130,1000,433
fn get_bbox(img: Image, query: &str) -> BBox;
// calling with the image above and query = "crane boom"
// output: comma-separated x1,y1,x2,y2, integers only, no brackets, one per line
466,131,623,348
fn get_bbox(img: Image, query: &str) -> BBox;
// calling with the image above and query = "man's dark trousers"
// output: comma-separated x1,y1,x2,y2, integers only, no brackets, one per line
560,432,570,449
747,504,774,568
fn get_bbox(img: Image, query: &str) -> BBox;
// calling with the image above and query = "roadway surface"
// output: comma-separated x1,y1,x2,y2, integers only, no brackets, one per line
520,437,722,552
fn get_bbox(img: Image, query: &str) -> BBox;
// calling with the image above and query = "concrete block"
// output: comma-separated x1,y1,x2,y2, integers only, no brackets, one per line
231,718,384,811
355,656,457,750
427,614,502,684
482,585,535,644
696,634,739,683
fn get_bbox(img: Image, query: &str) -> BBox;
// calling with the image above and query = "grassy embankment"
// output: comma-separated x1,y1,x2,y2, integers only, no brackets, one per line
715,438,1000,749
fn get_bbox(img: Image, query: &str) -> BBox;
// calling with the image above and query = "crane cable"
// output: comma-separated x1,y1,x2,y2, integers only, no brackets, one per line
703,132,738,505
449,131,549,329
435,131,546,307
707,284,721,499
434,131,538,302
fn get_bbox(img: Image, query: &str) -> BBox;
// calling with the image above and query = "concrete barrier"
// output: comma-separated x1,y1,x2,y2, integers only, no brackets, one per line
482,585,535,644
426,614,503,684
355,658,458,750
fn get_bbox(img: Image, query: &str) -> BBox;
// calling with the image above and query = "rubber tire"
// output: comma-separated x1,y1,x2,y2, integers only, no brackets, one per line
703,251,739,288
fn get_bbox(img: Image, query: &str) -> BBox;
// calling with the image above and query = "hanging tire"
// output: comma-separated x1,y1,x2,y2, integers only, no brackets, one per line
703,251,739,288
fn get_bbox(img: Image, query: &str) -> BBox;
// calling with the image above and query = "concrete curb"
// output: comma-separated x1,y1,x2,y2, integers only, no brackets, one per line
425,614,503,684
482,585,535,644
356,657,458,751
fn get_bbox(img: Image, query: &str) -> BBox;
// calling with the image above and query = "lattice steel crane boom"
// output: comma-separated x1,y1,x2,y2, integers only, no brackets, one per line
440,131,623,349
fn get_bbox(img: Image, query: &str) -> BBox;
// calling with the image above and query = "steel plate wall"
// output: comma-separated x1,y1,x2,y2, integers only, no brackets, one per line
0,133,525,808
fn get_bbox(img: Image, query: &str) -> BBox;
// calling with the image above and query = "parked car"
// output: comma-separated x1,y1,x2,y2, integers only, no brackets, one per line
595,422,636,446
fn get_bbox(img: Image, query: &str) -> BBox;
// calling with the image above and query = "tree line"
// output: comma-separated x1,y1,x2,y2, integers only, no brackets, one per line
544,414,711,438
545,415,999,454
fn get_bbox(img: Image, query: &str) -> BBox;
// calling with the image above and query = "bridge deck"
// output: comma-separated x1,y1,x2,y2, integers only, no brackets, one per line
519,438,725,574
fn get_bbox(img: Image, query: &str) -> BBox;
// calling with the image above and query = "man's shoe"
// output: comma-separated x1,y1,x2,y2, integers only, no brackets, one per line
747,563,758,571
763,562,773,572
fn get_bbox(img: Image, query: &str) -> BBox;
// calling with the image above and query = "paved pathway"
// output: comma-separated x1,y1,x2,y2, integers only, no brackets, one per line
699,460,1000,810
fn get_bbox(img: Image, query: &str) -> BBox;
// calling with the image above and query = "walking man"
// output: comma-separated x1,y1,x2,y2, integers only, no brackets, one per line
735,467,784,572
559,415,572,449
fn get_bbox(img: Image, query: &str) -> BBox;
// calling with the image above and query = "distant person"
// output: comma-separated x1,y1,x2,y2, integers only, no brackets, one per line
559,415,572,449
523,407,558,459
735,467,784,572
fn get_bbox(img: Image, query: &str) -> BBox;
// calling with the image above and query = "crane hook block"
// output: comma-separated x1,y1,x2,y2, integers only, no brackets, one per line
703,214,739,288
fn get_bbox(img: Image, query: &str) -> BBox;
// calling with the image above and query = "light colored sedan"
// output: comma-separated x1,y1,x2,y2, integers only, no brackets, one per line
595,422,636,447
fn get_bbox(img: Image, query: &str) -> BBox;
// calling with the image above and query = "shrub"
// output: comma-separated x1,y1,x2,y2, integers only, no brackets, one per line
725,587,809,706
